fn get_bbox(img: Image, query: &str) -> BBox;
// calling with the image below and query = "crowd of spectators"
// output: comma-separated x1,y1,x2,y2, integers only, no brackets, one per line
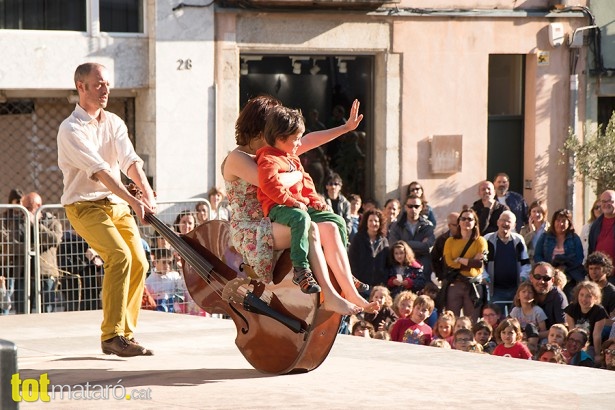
335,174,615,370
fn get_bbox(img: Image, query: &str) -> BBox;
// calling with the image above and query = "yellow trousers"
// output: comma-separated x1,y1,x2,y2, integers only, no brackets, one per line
65,199,148,341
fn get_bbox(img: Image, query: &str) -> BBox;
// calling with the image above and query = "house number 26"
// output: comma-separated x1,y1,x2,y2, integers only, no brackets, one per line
177,59,192,70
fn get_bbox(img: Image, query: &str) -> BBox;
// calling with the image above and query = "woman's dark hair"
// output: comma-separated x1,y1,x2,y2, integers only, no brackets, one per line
235,95,282,146
407,181,430,217
547,208,575,235
173,210,194,233
482,303,502,318
8,188,23,204
358,208,384,237
352,320,375,338
567,327,589,346
452,208,481,240
527,199,547,220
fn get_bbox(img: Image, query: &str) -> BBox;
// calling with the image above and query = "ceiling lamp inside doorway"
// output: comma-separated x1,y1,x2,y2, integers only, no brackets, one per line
336,57,356,74
289,56,310,75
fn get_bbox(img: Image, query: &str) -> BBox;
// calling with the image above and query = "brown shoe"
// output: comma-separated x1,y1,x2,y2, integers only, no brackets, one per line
126,338,154,356
101,336,154,357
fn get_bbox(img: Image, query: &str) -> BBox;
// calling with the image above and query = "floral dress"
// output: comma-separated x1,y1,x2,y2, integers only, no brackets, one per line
225,178,274,283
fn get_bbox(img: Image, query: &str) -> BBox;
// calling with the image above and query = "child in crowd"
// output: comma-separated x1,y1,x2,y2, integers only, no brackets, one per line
547,323,569,348
255,106,348,294
509,281,547,354
392,290,416,319
467,342,484,353
453,328,475,351
453,316,473,334
430,339,451,349
352,320,375,338
145,248,187,313
390,295,434,345
553,268,567,293
481,303,502,331
564,280,608,358
420,282,440,328
433,310,456,345
0,275,11,314
374,330,391,341
492,318,532,359
362,286,398,332
386,240,426,297
473,320,496,354
536,344,567,364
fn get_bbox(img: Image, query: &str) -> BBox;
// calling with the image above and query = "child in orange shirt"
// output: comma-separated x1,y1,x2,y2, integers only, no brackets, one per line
256,106,348,294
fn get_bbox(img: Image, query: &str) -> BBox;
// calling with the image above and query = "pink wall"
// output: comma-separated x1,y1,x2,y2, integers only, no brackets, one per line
393,16,586,230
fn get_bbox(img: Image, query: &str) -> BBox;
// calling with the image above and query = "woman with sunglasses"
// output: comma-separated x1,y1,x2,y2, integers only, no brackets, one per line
534,208,584,299
407,181,437,228
599,338,615,370
442,208,488,322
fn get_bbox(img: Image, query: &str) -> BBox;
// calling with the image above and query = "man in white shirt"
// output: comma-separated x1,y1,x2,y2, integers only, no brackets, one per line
57,62,156,357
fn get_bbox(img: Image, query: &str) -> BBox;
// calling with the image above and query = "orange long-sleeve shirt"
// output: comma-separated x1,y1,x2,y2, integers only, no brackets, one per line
255,145,324,217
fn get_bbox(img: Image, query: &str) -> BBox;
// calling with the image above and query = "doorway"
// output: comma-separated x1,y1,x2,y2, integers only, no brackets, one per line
239,55,373,200
487,54,525,194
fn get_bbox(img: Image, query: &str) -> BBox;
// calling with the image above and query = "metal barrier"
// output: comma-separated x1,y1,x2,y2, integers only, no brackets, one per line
0,197,231,316
0,205,31,315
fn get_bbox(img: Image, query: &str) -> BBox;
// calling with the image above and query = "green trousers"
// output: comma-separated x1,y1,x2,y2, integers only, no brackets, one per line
268,205,348,269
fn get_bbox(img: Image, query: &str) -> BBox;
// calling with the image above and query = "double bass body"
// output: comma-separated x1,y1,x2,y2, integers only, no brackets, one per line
179,220,342,374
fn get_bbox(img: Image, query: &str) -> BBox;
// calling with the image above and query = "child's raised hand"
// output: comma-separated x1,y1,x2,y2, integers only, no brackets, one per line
377,320,388,331
344,99,364,132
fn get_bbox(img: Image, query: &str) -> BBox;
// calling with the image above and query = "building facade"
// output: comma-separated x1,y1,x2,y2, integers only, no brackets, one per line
0,0,611,232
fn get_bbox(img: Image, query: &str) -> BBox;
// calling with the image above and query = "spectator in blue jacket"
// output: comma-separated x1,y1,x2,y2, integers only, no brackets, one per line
535,208,584,300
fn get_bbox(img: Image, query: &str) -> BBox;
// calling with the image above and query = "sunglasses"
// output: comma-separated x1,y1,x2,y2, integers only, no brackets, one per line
459,217,475,222
543,343,561,352
532,274,552,282
406,204,421,209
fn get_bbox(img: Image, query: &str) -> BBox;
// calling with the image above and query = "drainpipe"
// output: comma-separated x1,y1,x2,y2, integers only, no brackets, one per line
567,73,578,210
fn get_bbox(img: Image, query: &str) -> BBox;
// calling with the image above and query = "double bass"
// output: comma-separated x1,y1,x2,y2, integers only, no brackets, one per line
143,210,342,374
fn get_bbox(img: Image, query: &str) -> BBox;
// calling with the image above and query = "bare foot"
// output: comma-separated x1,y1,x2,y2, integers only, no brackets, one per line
322,296,363,316
361,301,381,314
346,294,381,314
